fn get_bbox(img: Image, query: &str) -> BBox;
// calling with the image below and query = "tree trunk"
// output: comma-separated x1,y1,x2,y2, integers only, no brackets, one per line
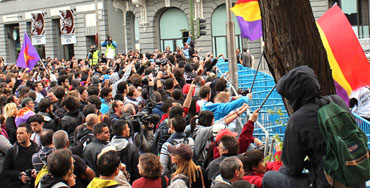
259,0,336,115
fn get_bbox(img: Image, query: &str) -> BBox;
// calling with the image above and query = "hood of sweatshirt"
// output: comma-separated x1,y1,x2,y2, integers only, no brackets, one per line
110,136,129,151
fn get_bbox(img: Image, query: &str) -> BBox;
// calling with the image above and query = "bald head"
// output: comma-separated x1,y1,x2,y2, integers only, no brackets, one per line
53,130,69,149
123,103,136,115
86,114,98,129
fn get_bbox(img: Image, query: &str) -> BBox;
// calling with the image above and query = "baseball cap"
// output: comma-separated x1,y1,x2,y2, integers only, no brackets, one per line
167,143,192,161
215,129,238,143
212,123,227,137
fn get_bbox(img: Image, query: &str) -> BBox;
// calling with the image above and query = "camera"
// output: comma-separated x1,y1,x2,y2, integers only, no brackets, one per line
24,169,33,184
238,88,250,96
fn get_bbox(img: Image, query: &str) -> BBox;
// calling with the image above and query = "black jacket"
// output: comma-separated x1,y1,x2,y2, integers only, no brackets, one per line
2,141,40,187
276,65,348,188
111,136,140,184
5,117,17,144
38,112,58,131
61,110,84,141
82,139,109,176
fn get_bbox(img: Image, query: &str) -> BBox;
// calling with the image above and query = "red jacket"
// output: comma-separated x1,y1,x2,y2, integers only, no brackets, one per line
214,120,256,159
243,151,282,188
132,177,169,188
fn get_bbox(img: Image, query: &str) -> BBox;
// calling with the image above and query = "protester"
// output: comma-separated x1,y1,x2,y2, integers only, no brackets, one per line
31,129,54,172
239,147,282,188
36,149,76,188
168,143,206,188
28,114,45,146
206,135,239,185
132,153,168,188
83,123,111,176
212,156,245,187
2,123,40,187
111,119,140,183
262,65,355,188
160,115,194,176
3,102,17,144
0,43,285,188
87,148,131,188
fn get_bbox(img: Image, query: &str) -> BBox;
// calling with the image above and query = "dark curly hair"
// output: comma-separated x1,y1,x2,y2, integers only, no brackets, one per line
139,153,162,179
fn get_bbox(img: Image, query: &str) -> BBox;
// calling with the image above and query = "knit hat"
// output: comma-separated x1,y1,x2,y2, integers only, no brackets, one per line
168,143,193,161
21,97,34,107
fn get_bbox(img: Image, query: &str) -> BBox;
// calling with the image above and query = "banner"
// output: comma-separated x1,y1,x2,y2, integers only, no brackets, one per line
31,13,46,45
60,9,76,45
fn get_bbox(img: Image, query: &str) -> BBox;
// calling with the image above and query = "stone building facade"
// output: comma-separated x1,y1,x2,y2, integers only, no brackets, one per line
0,0,342,69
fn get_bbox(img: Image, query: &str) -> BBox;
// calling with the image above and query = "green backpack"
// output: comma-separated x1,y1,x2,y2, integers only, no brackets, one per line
317,97,370,187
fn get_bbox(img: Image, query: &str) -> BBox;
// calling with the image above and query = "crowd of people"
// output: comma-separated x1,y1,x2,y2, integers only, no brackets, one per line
0,39,362,188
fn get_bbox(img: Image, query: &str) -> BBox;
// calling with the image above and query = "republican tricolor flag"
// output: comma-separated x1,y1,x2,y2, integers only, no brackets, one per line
16,32,40,70
316,5,370,105
231,0,262,41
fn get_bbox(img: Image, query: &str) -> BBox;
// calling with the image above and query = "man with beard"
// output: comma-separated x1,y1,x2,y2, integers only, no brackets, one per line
2,123,40,187
37,97,57,131
28,114,45,146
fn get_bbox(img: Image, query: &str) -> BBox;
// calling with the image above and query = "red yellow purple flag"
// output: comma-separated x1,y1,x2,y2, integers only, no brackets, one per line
316,5,370,104
16,32,40,70
231,0,262,41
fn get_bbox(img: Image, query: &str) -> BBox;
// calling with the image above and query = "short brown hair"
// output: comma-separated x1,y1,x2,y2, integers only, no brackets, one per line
215,92,230,103
139,153,162,179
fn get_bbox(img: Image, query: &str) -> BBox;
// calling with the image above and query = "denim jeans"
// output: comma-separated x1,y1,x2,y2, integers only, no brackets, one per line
262,170,310,188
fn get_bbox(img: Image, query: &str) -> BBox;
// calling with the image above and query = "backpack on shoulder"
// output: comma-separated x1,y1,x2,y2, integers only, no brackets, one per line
317,97,370,187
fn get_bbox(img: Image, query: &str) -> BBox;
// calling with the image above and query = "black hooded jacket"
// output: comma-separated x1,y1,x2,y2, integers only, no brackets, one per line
61,110,84,141
276,65,348,188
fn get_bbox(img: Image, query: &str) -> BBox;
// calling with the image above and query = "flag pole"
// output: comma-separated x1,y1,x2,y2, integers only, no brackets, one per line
259,84,276,109
226,0,238,95
250,47,265,93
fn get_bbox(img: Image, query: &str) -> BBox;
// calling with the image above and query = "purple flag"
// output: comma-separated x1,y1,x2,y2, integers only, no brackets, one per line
16,32,40,70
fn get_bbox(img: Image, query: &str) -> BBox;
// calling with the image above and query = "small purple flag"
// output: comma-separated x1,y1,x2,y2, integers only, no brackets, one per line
16,32,40,70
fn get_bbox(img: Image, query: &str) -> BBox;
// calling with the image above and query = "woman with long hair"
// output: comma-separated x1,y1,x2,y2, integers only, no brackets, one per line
168,144,206,188
3,103,17,144
132,153,168,188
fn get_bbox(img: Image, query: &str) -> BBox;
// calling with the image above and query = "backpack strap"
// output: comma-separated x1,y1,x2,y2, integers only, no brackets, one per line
104,184,121,188
51,182,69,188
161,175,166,188
12,143,18,165
199,168,205,188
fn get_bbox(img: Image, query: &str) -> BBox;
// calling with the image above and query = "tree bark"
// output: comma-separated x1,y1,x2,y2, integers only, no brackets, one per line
259,0,336,115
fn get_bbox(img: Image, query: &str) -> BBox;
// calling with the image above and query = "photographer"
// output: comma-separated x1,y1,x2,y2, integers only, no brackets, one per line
88,44,100,67
2,123,40,188
101,36,117,66
125,78,160,154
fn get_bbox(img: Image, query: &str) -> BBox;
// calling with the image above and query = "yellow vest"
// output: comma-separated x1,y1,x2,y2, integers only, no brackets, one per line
89,50,99,66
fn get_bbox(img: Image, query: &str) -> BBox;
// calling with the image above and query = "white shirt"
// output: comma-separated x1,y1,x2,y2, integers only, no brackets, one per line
350,86,370,118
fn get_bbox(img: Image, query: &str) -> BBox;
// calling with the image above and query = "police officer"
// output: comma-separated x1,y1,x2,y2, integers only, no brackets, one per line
88,44,100,67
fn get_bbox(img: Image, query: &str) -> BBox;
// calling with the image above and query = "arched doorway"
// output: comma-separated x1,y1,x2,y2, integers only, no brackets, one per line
211,4,243,57
159,8,188,52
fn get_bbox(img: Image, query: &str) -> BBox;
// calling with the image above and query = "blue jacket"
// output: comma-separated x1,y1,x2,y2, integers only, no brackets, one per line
100,98,109,114
202,96,250,121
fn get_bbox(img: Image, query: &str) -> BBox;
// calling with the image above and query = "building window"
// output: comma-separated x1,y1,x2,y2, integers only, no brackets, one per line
211,4,243,58
159,8,188,52
340,0,370,38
